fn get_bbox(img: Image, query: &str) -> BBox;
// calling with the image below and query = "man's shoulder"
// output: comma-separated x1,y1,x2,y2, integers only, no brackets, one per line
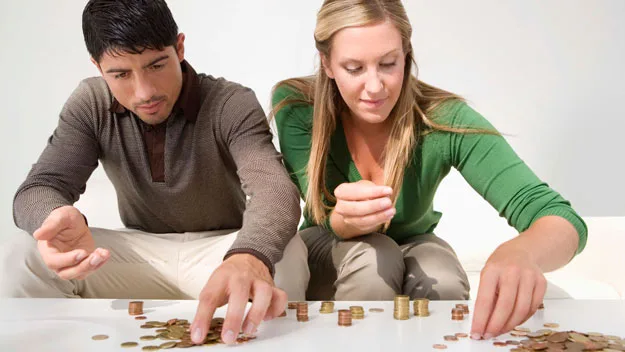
63,76,114,114
197,74,254,107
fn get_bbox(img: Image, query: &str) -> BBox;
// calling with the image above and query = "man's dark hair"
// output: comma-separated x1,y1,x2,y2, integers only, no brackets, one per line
83,0,179,62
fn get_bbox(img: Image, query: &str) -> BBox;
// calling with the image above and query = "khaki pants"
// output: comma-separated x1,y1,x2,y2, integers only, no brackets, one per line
301,226,469,301
0,228,309,301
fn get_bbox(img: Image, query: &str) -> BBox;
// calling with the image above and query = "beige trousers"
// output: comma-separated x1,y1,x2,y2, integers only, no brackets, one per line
301,226,470,301
0,228,309,301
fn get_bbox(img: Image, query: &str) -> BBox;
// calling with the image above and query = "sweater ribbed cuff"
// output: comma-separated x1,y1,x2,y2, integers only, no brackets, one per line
223,248,275,277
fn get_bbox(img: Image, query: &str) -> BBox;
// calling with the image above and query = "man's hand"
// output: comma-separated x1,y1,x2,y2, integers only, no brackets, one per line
332,180,395,238
190,254,286,345
470,241,546,340
33,205,110,280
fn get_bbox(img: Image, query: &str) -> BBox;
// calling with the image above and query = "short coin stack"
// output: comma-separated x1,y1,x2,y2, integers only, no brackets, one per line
349,306,364,319
337,309,352,327
455,303,469,315
393,295,410,320
128,301,144,316
287,302,298,310
319,301,334,314
451,307,464,321
296,302,309,322
413,298,430,317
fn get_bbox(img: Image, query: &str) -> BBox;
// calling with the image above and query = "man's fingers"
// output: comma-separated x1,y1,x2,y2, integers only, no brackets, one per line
191,290,221,345
221,282,251,345
334,183,392,201
39,241,88,271
266,287,287,320
55,249,109,280
483,273,519,338
241,281,273,335
471,269,499,340
334,197,392,217
33,214,67,241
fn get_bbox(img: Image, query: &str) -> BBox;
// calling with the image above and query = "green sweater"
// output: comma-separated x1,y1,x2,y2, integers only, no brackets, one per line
273,86,587,254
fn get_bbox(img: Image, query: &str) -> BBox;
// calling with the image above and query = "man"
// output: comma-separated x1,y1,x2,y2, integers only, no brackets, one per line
0,0,309,345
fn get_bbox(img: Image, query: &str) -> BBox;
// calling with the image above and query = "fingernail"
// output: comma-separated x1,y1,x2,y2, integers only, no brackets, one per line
383,187,393,194
470,333,481,340
386,208,396,217
243,322,256,335
75,252,86,262
223,330,236,344
192,328,203,343
90,255,102,266
380,198,392,208
483,333,493,340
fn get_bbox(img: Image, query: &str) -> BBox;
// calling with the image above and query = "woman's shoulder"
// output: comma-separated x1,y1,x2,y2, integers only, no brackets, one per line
428,99,495,131
272,81,314,127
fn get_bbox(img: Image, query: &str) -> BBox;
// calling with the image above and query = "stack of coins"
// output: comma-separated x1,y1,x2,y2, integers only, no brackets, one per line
413,298,430,317
451,307,464,320
296,302,309,322
287,302,297,309
319,301,334,314
456,303,469,314
337,309,352,326
349,306,364,319
393,295,410,320
128,301,144,316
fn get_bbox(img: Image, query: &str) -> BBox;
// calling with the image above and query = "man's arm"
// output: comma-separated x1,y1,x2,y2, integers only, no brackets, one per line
13,79,100,234
219,87,302,275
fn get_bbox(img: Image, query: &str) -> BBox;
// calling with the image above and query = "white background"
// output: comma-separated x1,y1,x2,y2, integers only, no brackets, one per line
0,0,623,250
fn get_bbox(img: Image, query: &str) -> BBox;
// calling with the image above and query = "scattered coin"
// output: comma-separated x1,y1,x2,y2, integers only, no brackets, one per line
433,343,447,349
91,334,109,341
134,316,147,320
121,342,139,348
139,335,157,341
455,333,468,338
369,308,384,313
443,335,458,342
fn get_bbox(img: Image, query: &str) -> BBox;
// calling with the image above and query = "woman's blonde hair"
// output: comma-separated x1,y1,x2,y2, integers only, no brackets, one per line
272,0,493,229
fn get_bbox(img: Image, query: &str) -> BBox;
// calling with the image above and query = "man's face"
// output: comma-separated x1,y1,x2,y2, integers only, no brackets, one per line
93,34,185,125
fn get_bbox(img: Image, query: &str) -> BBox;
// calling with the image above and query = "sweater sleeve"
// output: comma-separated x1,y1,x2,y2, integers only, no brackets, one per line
221,86,302,275
437,101,587,255
13,80,100,234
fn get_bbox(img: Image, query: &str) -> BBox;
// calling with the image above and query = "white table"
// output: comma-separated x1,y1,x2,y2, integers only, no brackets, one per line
1,299,624,351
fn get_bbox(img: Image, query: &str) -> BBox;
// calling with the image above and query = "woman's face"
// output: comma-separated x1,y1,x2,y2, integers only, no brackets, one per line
323,21,406,126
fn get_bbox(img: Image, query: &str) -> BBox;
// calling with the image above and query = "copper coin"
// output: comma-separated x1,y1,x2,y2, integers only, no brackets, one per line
433,344,447,349
443,335,458,341
134,316,147,320
91,334,109,340
455,333,468,338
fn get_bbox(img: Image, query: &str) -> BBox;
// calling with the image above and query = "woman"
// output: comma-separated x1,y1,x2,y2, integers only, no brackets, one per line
271,0,586,339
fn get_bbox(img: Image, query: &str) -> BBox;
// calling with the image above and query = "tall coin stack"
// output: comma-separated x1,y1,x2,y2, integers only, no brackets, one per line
393,295,410,320
456,303,469,315
413,298,430,317
128,301,144,316
451,307,464,320
319,301,334,314
338,309,352,326
296,302,309,322
349,306,364,319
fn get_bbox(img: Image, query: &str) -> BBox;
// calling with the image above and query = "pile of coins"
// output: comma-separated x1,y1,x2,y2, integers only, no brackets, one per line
337,309,352,327
349,306,364,319
455,303,469,315
451,307,464,321
393,295,410,320
413,298,430,317
93,317,257,349
296,302,309,322
502,327,625,351
319,301,334,314
128,301,144,316
287,302,298,310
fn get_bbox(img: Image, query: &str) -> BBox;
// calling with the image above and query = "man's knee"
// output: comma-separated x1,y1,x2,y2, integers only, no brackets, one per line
274,233,310,301
0,230,61,297
335,233,404,300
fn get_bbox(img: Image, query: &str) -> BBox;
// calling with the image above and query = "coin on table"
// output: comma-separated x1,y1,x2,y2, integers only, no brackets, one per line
443,335,458,342
369,308,384,313
134,316,147,320
493,341,507,347
543,323,559,328
121,342,139,348
455,333,468,338
91,334,109,340
142,346,160,351
159,341,177,349
140,335,157,341
433,344,447,349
